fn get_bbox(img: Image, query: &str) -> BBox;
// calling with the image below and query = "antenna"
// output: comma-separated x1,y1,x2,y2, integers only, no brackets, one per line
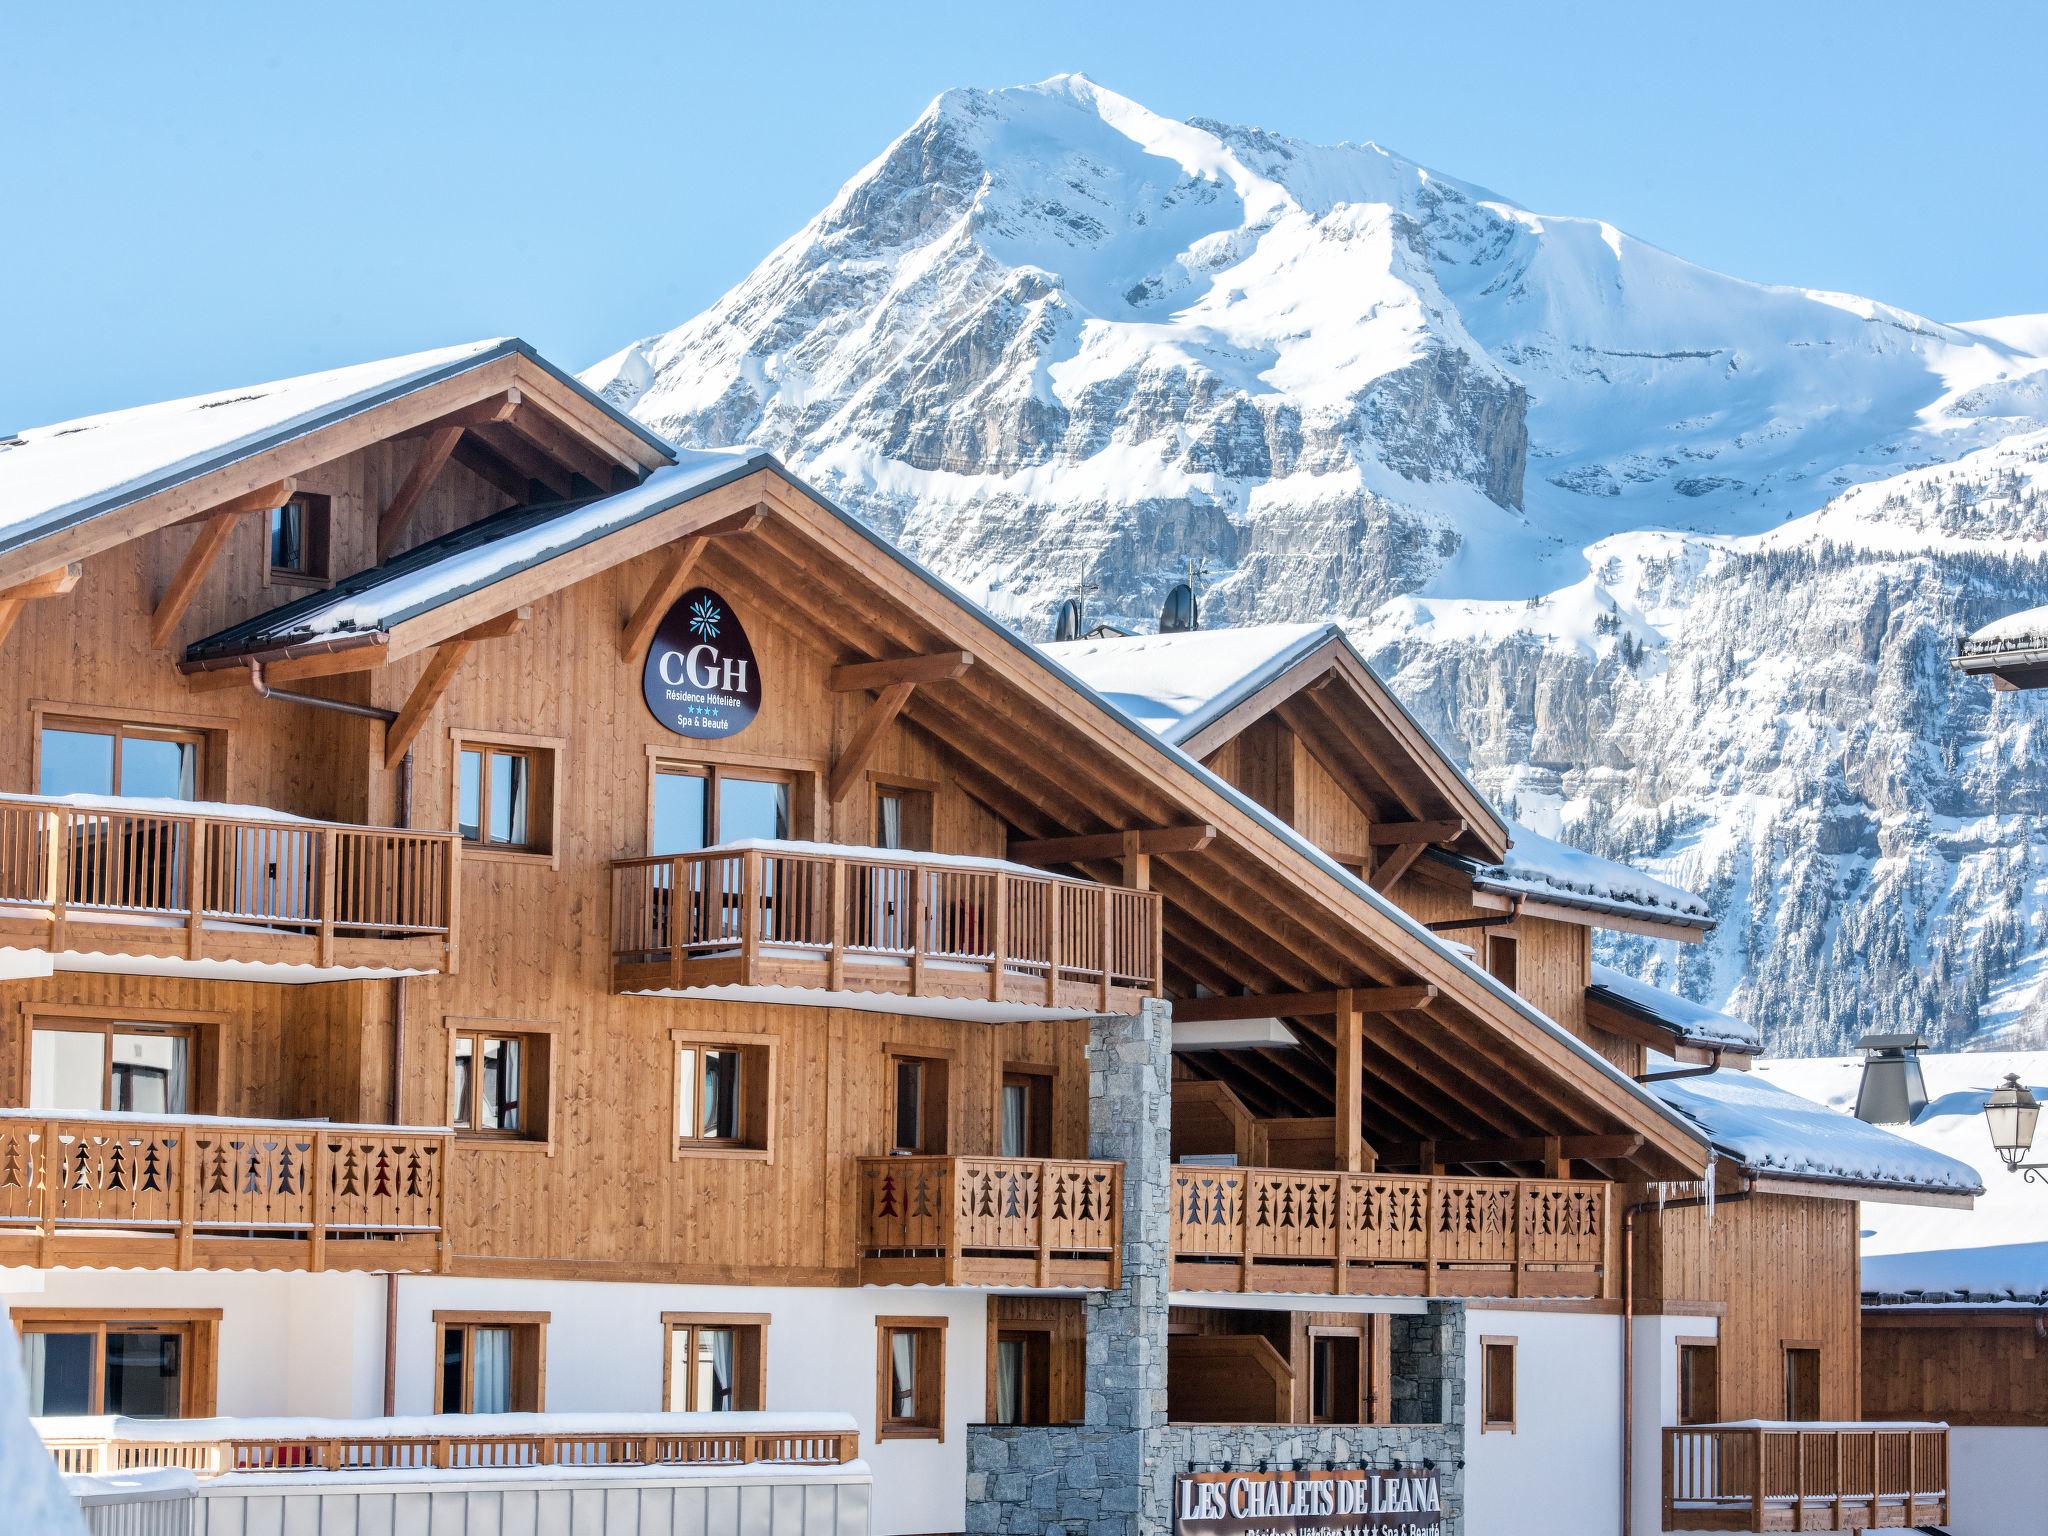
1159,558,1206,634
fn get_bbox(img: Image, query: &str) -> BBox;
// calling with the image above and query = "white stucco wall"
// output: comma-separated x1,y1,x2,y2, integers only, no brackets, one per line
1946,1426,2048,1536
1463,1308,1625,1536
3,1269,990,1536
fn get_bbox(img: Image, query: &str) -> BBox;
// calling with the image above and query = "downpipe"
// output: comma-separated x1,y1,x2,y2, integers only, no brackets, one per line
246,659,397,722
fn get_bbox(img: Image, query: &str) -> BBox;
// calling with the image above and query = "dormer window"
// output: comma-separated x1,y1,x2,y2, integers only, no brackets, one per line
266,492,331,585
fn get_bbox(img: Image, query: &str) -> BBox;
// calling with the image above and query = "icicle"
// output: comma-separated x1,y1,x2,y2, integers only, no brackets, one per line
1655,1181,1667,1213
1701,1154,1717,1237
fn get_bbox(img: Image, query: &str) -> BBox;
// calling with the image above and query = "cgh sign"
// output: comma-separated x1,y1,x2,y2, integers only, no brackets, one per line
642,586,762,739
1174,1467,1441,1536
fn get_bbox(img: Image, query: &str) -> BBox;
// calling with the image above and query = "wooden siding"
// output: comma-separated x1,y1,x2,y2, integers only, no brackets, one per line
1861,1310,2048,1426
986,1296,1086,1425
1636,1193,1862,1421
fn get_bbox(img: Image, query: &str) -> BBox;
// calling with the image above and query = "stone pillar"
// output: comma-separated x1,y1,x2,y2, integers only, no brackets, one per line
1389,1301,1467,1426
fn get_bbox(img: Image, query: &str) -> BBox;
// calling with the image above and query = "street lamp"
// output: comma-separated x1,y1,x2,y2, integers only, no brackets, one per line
1984,1073,2044,1182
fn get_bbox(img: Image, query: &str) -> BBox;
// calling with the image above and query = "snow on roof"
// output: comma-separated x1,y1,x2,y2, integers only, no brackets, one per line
1040,623,1336,742
1643,1065,1982,1198
1589,961,1759,1052
1464,823,1712,927
0,341,511,557
187,448,768,656
1960,602,2048,657
42,1410,858,1443
1757,1051,2048,1303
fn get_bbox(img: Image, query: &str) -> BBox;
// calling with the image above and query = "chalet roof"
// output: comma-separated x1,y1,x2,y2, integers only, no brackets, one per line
1587,963,1759,1054
1644,1065,1982,1201
1444,824,1714,932
1759,1051,2047,1304
1960,603,2048,659
0,339,673,565
185,448,767,661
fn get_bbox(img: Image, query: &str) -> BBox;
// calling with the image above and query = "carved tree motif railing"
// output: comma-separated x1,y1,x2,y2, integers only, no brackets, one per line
1168,1164,1610,1297
0,797,459,966
0,1114,448,1269
612,847,1161,1010
856,1155,1123,1286
1663,1425,1949,1532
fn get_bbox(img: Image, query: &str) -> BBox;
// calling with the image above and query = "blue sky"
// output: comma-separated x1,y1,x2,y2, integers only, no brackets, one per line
4,0,2043,428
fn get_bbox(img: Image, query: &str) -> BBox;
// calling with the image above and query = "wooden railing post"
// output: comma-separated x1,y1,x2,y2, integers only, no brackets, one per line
1044,885,1061,1008
1097,889,1113,1011
827,858,847,992
1833,1431,1845,1528
176,1128,197,1270
909,865,927,995
1423,1177,1439,1297
316,826,338,968
941,1157,960,1287
1510,1179,1525,1298
988,871,1007,1003
308,1134,328,1273
36,1119,59,1268
740,850,762,977
1034,1163,1052,1288
186,819,207,960
667,859,687,990
1751,1428,1767,1531
44,811,66,953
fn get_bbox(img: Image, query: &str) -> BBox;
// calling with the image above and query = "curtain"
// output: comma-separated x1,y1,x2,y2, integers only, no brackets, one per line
890,1331,917,1418
994,1338,1021,1425
470,1327,511,1413
1001,1084,1028,1159
704,1328,735,1411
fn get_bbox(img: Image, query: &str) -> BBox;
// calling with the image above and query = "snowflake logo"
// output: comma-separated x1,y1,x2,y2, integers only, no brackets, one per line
687,596,722,640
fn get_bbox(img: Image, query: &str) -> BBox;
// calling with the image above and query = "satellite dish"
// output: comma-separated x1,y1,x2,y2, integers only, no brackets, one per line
1159,581,1198,633
1052,598,1084,643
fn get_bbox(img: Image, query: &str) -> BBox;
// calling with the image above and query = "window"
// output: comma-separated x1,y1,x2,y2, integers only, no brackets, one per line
673,1032,775,1157
266,493,331,584
39,719,206,800
991,1329,1050,1426
434,1313,546,1414
1310,1331,1363,1424
14,1312,217,1418
889,1053,950,1155
1678,1341,1720,1426
29,1020,195,1115
452,733,561,860
1480,1337,1516,1432
1783,1345,1821,1422
872,781,934,852
448,1025,551,1145
999,1068,1053,1159
662,1314,767,1411
876,1317,946,1440
652,763,793,852
1486,934,1518,992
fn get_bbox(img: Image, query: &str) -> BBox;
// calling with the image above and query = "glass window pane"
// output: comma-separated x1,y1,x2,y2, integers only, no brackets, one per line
701,1049,741,1141
441,1327,466,1413
894,1060,923,1152
876,794,903,850
1001,1083,1028,1159
104,1331,182,1419
458,751,482,842
676,1048,696,1140
39,728,115,797
653,771,709,855
480,1037,521,1133
718,777,788,843
23,1331,96,1416
696,1328,735,1412
994,1337,1023,1424
489,753,527,846
110,1032,189,1115
889,1331,917,1419
270,504,304,571
469,1327,512,1414
452,1036,474,1129
120,736,197,801
31,1029,108,1111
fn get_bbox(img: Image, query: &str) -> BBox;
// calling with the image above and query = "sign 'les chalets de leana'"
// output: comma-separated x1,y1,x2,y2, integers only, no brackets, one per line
1174,1468,1442,1536
642,587,762,739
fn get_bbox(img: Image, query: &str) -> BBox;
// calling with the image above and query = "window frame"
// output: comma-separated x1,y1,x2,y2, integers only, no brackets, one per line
1480,1335,1517,1433
11,1308,220,1418
670,1028,777,1161
27,1017,199,1116
869,774,937,852
998,1063,1055,1159
648,758,803,852
1307,1325,1367,1425
449,729,564,867
431,1310,548,1414
13,1004,226,1115
1676,1337,1720,1427
888,1048,952,1156
1781,1340,1823,1423
445,1019,557,1154
876,1315,947,1441
36,715,216,801
263,491,333,587
660,1312,769,1412
30,702,233,803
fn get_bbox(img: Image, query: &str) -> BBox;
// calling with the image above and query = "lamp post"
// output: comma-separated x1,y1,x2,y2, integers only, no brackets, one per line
1983,1073,2045,1183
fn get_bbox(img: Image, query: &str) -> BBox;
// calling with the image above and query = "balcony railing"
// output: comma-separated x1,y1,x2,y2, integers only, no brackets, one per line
0,1112,449,1273
0,795,460,973
856,1155,1123,1287
612,844,1161,1015
41,1412,859,1478
1169,1164,1611,1299
1662,1424,1949,1532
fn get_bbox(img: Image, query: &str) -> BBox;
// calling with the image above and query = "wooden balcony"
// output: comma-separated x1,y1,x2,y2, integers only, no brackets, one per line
0,1112,448,1272
612,844,1162,1018
856,1155,1123,1288
1662,1424,1949,1531
42,1413,858,1477
0,795,459,975
1169,1164,1611,1299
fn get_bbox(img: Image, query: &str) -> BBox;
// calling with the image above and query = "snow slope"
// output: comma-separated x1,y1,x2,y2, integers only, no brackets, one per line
587,74,2048,1053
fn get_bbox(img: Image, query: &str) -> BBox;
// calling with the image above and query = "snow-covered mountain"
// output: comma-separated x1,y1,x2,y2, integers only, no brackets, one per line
587,74,2048,1054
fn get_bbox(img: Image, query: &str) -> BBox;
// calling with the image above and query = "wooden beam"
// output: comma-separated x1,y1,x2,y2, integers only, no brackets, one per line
400,389,523,437
456,606,530,643
151,510,244,647
1335,989,1366,1172
1171,985,1437,1023
471,421,575,501
0,560,82,649
1367,819,1467,846
616,511,766,662
1008,824,1218,865
378,425,463,558
199,478,297,520
383,641,473,769
828,680,916,804
1368,839,1429,893
829,651,975,692
449,434,536,502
